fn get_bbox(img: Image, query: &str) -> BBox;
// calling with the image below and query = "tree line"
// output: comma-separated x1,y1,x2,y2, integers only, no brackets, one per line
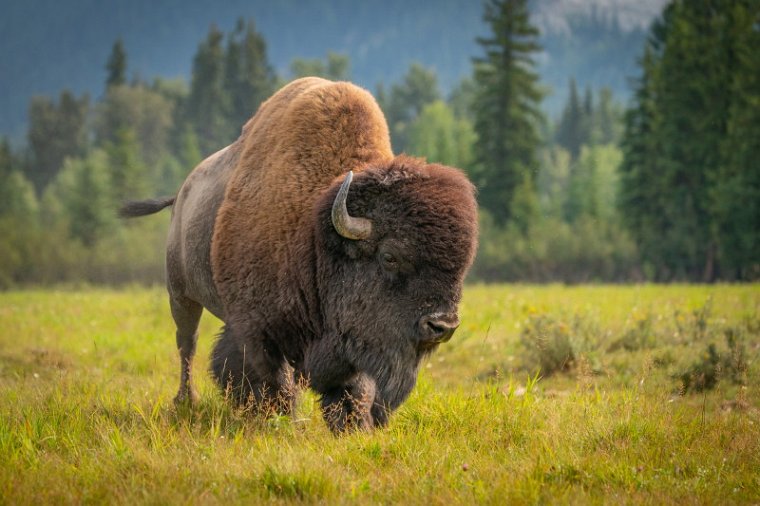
619,0,759,281
0,0,757,287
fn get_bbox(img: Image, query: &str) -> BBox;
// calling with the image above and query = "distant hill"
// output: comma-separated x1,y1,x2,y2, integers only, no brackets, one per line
0,0,665,141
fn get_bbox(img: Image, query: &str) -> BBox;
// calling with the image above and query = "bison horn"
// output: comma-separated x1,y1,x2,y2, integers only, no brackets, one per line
332,171,372,240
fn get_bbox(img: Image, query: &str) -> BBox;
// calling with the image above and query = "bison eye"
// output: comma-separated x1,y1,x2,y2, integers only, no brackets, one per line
381,252,398,269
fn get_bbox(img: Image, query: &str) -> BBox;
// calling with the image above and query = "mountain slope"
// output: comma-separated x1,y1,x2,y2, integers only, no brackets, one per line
0,0,664,139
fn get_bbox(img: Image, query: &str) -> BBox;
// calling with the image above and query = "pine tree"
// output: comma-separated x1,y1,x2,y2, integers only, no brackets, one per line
96,84,174,167
583,86,593,120
187,25,231,155
593,88,623,145
620,37,670,279
0,167,39,287
472,0,544,226
391,63,440,120
290,58,324,79
620,0,759,280
326,53,350,81
106,39,127,88
0,137,14,177
383,63,441,153
53,151,112,247
406,101,475,169
224,18,276,134
656,2,720,279
106,127,148,204
290,52,350,81
26,90,90,193
176,124,202,170
557,84,623,153
711,0,760,279
565,144,622,223
448,78,476,121
0,164,37,218
555,79,584,158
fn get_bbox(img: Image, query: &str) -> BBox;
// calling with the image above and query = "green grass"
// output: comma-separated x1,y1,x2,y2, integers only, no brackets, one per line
0,284,758,504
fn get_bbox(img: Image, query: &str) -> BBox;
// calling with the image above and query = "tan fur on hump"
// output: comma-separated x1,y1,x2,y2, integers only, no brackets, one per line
211,77,393,315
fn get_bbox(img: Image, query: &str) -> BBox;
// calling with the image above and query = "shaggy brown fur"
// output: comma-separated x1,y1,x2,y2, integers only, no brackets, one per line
212,77,393,317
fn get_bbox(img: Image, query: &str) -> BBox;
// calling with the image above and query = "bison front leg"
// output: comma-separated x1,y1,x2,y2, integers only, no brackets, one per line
319,373,378,433
169,296,203,405
304,336,393,432
304,337,369,432
211,328,296,415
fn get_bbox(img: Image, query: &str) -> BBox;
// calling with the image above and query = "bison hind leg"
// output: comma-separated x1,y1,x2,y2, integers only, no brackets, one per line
170,296,203,406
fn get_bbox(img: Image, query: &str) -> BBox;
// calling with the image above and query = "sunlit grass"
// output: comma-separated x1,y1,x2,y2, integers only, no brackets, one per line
0,284,758,503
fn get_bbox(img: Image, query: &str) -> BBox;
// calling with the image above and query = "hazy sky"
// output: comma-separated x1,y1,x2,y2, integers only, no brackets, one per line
535,0,669,33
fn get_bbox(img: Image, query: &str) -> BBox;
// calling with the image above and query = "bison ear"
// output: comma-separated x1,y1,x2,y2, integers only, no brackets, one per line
331,171,373,240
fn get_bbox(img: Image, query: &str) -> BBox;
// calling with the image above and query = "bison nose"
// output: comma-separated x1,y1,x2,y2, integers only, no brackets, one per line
419,313,460,344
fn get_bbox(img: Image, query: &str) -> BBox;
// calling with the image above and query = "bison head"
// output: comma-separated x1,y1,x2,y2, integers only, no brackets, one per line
306,156,478,429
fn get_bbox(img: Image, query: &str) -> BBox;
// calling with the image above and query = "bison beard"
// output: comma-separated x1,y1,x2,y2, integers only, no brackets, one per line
120,78,478,433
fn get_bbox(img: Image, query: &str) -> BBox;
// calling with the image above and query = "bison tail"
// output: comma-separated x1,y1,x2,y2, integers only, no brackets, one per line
118,196,175,218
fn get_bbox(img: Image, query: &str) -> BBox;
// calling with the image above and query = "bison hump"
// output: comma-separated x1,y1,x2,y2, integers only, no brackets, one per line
212,77,393,316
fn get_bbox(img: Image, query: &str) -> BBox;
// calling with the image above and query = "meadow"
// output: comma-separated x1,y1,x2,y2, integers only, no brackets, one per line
0,284,758,504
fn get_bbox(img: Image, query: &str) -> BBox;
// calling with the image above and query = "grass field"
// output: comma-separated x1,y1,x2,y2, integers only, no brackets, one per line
0,284,758,504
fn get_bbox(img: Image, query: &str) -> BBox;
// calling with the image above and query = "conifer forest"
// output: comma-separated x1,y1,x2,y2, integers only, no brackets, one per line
0,0,757,285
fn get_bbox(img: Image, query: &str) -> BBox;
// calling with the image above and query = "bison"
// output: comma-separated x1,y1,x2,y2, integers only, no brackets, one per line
121,77,478,432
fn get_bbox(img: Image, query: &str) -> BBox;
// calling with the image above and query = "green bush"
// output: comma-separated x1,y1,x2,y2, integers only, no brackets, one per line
608,312,656,352
520,311,600,377
521,313,577,375
677,327,749,393
470,212,639,283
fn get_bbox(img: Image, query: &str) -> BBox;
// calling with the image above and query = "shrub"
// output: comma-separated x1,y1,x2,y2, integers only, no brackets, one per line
674,297,714,344
608,312,656,352
470,211,639,283
678,343,721,393
521,313,576,375
677,327,749,393
520,312,599,377
723,327,749,385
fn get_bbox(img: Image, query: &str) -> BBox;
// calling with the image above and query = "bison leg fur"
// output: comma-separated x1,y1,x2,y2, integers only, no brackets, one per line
211,328,296,415
369,394,390,428
320,373,378,433
169,296,203,405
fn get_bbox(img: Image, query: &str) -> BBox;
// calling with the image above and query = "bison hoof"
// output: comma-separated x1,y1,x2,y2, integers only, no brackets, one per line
321,391,375,434
174,388,199,406
324,406,374,434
